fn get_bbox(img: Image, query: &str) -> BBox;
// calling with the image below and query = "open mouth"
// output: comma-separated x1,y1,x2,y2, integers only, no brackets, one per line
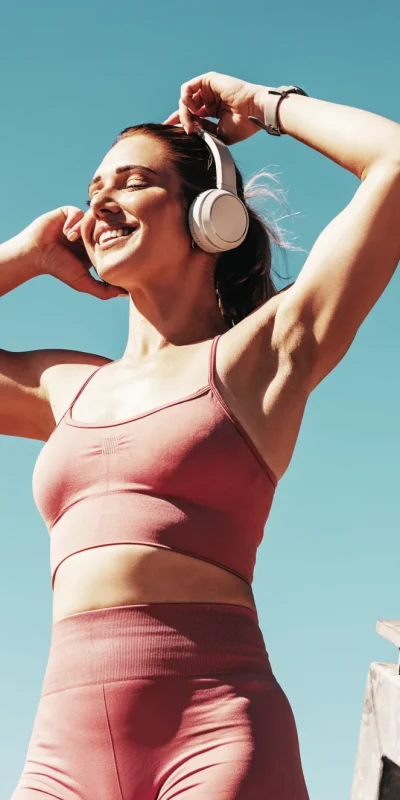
95,226,139,249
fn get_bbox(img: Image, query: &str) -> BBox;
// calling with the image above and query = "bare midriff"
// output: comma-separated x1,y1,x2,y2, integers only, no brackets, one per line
52,543,257,625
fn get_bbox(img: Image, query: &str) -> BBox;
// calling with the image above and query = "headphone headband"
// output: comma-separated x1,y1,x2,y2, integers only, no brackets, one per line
171,123,248,253
197,130,238,194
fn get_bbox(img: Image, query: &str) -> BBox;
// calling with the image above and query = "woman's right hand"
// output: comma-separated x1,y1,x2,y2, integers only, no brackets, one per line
23,206,128,300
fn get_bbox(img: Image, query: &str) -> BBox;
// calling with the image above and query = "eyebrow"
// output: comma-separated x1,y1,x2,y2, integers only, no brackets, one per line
88,164,158,193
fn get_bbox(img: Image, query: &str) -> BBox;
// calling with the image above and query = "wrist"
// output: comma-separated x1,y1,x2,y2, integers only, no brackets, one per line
252,85,310,137
253,85,291,134
252,85,274,120
1,230,42,280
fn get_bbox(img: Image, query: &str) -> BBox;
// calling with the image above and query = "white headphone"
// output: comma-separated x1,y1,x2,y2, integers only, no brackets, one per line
188,130,249,253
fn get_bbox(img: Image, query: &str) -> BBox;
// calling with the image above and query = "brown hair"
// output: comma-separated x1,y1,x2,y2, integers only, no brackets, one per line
114,123,303,327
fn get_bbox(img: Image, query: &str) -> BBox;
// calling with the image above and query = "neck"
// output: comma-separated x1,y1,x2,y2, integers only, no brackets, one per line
119,280,229,365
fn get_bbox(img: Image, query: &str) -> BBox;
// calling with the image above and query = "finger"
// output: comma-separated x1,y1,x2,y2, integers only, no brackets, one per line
179,74,210,106
62,206,85,240
194,112,232,144
192,83,218,116
190,89,206,111
179,98,194,134
163,109,218,138
179,91,203,135
65,221,82,243
192,117,219,136
179,76,214,134
164,73,216,127
163,110,180,125
61,206,85,229
181,75,218,118
92,280,129,301
70,269,129,300
67,237,93,265
164,93,215,130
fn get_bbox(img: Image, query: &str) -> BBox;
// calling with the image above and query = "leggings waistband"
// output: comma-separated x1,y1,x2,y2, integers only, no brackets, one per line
42,603,271,695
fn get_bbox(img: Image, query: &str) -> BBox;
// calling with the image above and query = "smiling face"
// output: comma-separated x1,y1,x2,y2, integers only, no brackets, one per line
81,134,191,290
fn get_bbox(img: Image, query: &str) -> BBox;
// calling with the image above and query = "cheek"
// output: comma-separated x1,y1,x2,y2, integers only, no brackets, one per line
139,192,187,236
154,203,189,243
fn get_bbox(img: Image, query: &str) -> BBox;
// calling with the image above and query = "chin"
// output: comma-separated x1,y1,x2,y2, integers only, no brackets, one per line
93,249,144,286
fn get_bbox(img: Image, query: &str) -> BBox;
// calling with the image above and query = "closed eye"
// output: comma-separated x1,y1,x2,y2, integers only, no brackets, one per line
86,182,145,206
126,182,146,190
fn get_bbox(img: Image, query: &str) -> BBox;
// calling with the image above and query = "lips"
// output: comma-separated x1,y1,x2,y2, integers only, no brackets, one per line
94,225,139,249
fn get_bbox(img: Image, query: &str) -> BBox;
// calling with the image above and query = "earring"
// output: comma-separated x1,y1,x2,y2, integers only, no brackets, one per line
191,239,196,250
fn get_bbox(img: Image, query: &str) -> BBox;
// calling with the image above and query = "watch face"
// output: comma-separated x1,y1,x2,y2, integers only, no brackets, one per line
291,86,308,96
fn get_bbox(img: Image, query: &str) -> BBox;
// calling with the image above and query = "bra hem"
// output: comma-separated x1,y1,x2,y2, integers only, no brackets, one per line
65,384,211,428
51,540,253,591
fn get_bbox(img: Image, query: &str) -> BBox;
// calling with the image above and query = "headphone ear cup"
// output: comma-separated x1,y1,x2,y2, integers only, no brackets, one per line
188,200,208,251
189,190,249,254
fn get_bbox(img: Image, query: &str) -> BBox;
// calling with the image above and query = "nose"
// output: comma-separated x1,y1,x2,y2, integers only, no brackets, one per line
90,187,121,219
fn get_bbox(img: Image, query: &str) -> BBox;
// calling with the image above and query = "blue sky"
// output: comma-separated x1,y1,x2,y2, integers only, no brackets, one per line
1,1,400,797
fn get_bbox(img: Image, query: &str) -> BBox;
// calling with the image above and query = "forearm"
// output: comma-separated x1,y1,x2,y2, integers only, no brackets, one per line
0,233,39,297
254,88,400,180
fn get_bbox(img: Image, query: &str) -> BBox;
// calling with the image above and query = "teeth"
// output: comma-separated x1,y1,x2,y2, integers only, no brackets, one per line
98,227,135,245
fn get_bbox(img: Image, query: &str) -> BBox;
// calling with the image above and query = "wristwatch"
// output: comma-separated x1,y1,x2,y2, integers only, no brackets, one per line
248,85,309,136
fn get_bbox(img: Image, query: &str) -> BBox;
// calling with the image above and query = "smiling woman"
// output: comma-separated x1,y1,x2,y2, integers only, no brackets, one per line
41,125,292,620
7,71,400,800
81,123,288,328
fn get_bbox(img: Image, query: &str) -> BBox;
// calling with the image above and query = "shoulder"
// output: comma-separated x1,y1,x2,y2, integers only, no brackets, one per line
0,347,111,442
40,348,112,432
40,348,111,389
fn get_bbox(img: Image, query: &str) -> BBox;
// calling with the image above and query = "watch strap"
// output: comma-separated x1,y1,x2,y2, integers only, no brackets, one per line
248,85,309,136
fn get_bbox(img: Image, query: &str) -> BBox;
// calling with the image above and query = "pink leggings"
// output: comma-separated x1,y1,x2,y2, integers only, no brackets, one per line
12,603,309,799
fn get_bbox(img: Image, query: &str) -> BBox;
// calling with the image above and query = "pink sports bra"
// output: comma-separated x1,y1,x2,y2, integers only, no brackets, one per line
32,334,277,590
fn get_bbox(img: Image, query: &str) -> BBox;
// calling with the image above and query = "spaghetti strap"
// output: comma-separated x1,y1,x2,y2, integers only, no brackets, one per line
70,341,218,420
67,361,114,417
208,334,222,387
207,334,278,487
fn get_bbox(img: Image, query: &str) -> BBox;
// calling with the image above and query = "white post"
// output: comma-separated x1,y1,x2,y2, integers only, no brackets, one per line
351,620,400,799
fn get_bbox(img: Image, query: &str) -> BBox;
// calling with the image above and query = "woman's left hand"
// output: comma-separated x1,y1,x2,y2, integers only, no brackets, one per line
163,71,264,144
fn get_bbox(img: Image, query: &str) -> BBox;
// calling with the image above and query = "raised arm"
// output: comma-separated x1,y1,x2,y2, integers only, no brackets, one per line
261,90,400,387
165,72,400,389
0,209,121,441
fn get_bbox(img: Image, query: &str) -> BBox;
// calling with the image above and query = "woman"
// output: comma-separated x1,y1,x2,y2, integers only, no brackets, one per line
5,71,400,799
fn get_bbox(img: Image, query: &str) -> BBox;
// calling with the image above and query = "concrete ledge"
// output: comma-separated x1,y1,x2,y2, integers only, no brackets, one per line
376,620,400,655
351,660,400,799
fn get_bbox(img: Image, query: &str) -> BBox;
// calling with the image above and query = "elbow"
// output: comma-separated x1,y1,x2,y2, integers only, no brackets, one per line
361,155,400,182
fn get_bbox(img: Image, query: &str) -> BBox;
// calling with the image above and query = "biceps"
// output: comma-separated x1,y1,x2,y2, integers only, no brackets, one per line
274,159,400,384
0,349,52,440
